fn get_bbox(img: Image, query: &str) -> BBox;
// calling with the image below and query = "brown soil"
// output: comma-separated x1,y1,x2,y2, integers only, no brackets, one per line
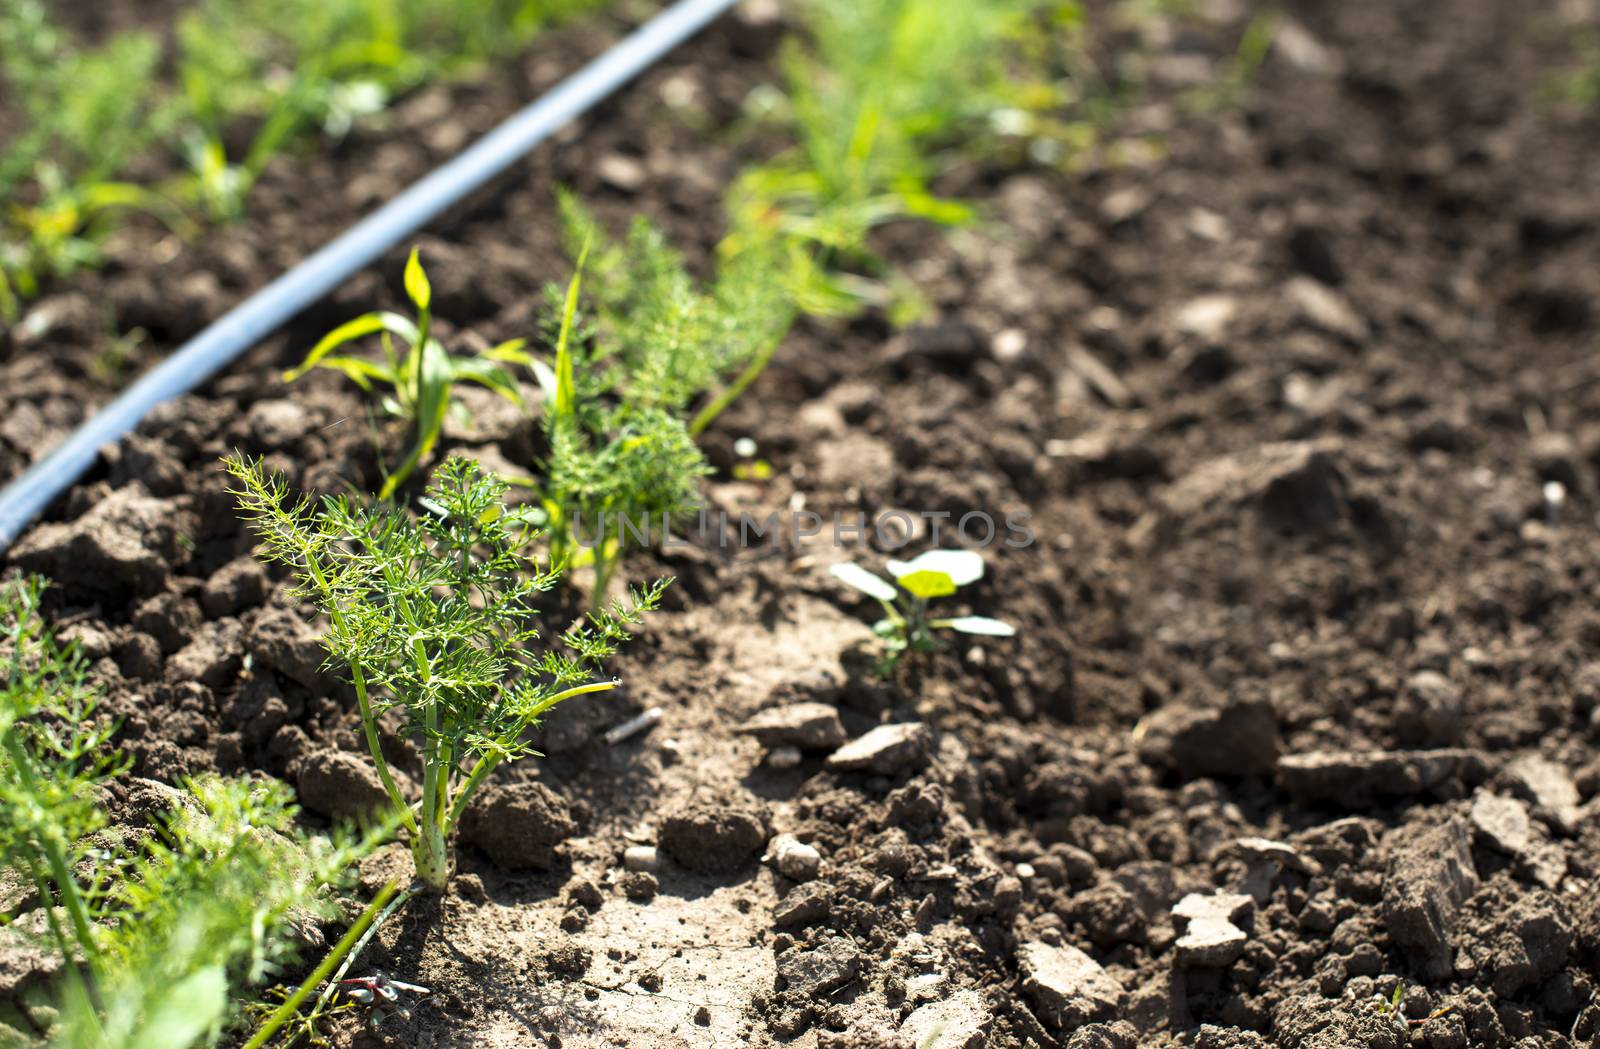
5,0,1600,1047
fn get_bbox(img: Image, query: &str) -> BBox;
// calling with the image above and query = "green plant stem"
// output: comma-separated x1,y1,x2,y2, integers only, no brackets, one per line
688,335,781,437
23,859,102,1029
3,733,98,960
302,883,413,1030
590,541,619,616
241,880,403,1049
413,704,451,890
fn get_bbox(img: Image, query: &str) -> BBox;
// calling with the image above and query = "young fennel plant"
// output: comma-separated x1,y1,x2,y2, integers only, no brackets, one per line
0,576,373,1049
227,453,667,891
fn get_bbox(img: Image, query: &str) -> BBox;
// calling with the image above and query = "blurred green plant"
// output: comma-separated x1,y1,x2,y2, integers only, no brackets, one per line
283,247,527,498
0,575,374,1049
724,0,1045,320
0,0,613,311
0,0,180,317
555,191,794,436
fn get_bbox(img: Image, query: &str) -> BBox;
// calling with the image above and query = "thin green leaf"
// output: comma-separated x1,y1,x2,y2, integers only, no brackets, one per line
552,243,588,420
449,357,524,406
380,337,451,498
482,338,533,364
404,247,431,311
283,312,417,382
308,355,397,394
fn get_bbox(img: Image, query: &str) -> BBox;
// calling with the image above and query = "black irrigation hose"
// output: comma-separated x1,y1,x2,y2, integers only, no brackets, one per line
0,0,741,552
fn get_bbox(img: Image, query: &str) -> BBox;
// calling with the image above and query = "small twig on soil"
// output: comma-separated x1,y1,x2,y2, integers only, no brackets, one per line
605,706,663,745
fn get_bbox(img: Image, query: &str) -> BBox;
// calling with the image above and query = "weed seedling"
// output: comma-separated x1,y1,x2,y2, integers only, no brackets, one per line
830,549,1014,674
283,247,526,497
228,454,667,891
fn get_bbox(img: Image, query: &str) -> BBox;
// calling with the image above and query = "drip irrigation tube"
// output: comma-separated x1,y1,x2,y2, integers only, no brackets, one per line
0,0,741,552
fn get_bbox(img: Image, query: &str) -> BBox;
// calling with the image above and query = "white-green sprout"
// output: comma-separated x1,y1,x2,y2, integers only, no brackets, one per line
830,549,1014,674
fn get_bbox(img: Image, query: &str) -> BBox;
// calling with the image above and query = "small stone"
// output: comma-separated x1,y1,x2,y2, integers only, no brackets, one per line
736,702,848,750
898,989,990,1049
1232,837,1321,877
1287,276,1368,341
1504,755,1580,835
596,153,646,192
992,328,1028,362
1172,893,1253,967
767,746,802,770
825,722,931,775
773,882,831,927
1174,294,1238,341
1017,941,1123,1030
694,1005,711,1026
776,937,860,999
1470,792,1532,855
1395,671,1464,746
624,845,660,873
1175,921,1247,968
1173,892,1253,926
770,835,822,881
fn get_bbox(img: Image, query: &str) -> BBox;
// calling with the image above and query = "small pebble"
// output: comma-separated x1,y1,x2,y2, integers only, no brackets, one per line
624,845,660,872
773,835,822,881
1015,862,1036,880
992,328,1027,361
767,745,802,770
